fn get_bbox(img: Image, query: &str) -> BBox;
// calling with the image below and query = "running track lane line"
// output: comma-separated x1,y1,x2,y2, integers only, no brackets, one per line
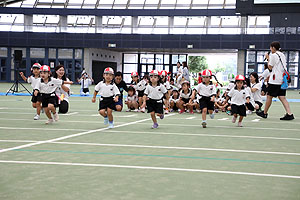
0,160,299,179
0,114,175,154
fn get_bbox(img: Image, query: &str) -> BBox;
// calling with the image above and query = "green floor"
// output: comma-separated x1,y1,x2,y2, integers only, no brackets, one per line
0,83,300,200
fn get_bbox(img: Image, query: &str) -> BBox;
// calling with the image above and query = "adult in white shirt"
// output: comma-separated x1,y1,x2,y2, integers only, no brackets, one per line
256,41,294,120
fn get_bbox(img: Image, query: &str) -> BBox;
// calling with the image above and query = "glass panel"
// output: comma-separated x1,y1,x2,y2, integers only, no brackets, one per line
288,76,298,88
31,59,44,68
246,63,256,75
30,48,45,58
75,49,82,59
12,48,26,58
75,60,82,71
147,65,153,72
289,51,299,62
257,63,265,74
288,63,298,76
164,65,169,72
140,54,154,64
247,51,256,62
124,64,138,73
142,65,146,72
0,47,7,57
173,65,177,73
123,74,132,83
58,49,73,59
164,55,170,64
49,48,56,59
156,54,163,64
156,65,163,71
124,54,138,63
257,51,268,62
172,55,179,64
179,55,187,63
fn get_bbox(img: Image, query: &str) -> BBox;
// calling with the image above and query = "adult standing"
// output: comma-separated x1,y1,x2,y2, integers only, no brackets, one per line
256,41,294,120
53,65,71,114
182,61,190,82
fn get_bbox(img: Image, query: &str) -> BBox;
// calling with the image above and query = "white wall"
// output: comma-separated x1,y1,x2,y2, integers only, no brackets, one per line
83,48,122,78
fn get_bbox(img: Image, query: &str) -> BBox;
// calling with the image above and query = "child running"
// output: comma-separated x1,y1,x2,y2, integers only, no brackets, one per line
34,65,73,124
191,69,216,128
225,75,250,127
92,67,120,129
141,70,168,129
19,63,42,120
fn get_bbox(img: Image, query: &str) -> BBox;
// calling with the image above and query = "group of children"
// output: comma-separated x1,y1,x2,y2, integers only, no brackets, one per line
20,63,73,124
22,63,265,129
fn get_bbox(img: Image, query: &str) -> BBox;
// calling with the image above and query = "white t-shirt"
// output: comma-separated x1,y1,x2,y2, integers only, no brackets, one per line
126,94,138,102
245,87,255,107
226,82,235,93
251,82,262,103
169,96,179,103
261,69,270,85
195,82,216,98
55,78,71,102
27,76,41,89
228,87,250,106
144,83,167,100
163,81,171,90
34,77,63,94
180,88,193,99
94,81,120,98
80,78,92,89
136,79,147,91
268,51,287,85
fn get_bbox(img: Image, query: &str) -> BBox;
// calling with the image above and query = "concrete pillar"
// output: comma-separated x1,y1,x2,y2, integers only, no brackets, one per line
95,16,103,33
205,16,211,34
83,48,92,77
240,16,247,34
237,50,245,76
24,15,33,32
131,16,138,34
59,15,67,32
168,16,174,34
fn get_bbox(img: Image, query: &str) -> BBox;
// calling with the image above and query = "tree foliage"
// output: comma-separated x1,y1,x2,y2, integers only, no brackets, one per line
188,56,208,73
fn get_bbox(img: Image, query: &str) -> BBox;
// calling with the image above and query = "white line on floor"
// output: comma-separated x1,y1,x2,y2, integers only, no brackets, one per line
0,126,89,132
218,118,229,121
64,112,79,116
0,160,299,179
0,139,299,156
252,119,261,122
186,116,196,120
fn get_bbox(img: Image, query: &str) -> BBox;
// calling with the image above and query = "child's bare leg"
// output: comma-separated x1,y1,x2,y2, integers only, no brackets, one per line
44,107,52,119
36,102,41,115
48,104,56,114
132,101,139,109
107,108,113,122
202,108,207,121
32,103,37,108
239,116,244,122
151,111,157,124
99,109,107,117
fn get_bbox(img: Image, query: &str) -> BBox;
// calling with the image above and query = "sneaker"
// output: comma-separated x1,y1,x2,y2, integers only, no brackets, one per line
246,110,252,115
140,107,146,113
160,114,164,119
280,113,295,120
126,109,131,112
179,110,184,114
238,122,243,127
169,109,174,112
232,116,237,123
202,121,207,128
214,109,219,113
108,121,114,129
189,110,194,114
104,117,109,125
196,109,201,113
45,119,54,124
165,109,169,114
256,111,268,119
53,113,59,121
210,113,215,119
33,114,40,120
226,111,232,115
151,123,159,129
134,109,139,112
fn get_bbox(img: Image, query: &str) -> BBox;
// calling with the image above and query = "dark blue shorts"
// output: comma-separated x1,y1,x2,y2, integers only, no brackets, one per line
115,98,123,106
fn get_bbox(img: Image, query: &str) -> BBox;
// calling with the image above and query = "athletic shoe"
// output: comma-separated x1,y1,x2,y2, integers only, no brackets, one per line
160,114,164,119
189,110,194,114
53,113,59,121
196,109,201,113
238,122,243,127
134,109,139,112
179,110,184,114
246,110,252,115
126,109,131,112
214,109,219,113
151,123,159,129
165,109,169,114
45,119,54,124
202,121,207,128
33,114,40,120
256,111,268,119
226,111,232,115
280,113,295,120
210,113,215,119
104,117,109,125
108,122,114,129
140,107,146,113
232,116,237,123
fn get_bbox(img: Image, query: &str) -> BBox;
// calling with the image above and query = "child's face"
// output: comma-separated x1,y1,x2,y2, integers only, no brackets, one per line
202,76,210,83
128,90,134,96
170,80,174,85
236,80,244,89
56,67,65,78
103,73,113,82
182,83,189,90
114,76,122,84
132,76,138,82
150,75,158,83
40,71,49,79
172,91,178,98
32,68,40,76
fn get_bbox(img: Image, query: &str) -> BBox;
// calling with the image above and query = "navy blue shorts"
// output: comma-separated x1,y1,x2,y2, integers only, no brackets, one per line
115,98,123,106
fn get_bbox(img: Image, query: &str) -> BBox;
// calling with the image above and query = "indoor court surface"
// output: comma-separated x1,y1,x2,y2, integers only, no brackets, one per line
0,83,300,200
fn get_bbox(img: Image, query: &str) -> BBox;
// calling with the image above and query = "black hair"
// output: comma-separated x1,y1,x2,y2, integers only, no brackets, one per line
170,78,174,82
53,65,66,81
250,72,259,83
244,77,250,87
128,86,136,93
182,61,188,69
270,41,281,51
115,71,122,77
143,74,150,81
177,61,181,65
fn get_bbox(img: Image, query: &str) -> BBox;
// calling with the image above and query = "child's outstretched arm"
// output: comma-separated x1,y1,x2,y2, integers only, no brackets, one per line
141,95,147,108
63,81,73,85
19,72,27,82
92,91,98,103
